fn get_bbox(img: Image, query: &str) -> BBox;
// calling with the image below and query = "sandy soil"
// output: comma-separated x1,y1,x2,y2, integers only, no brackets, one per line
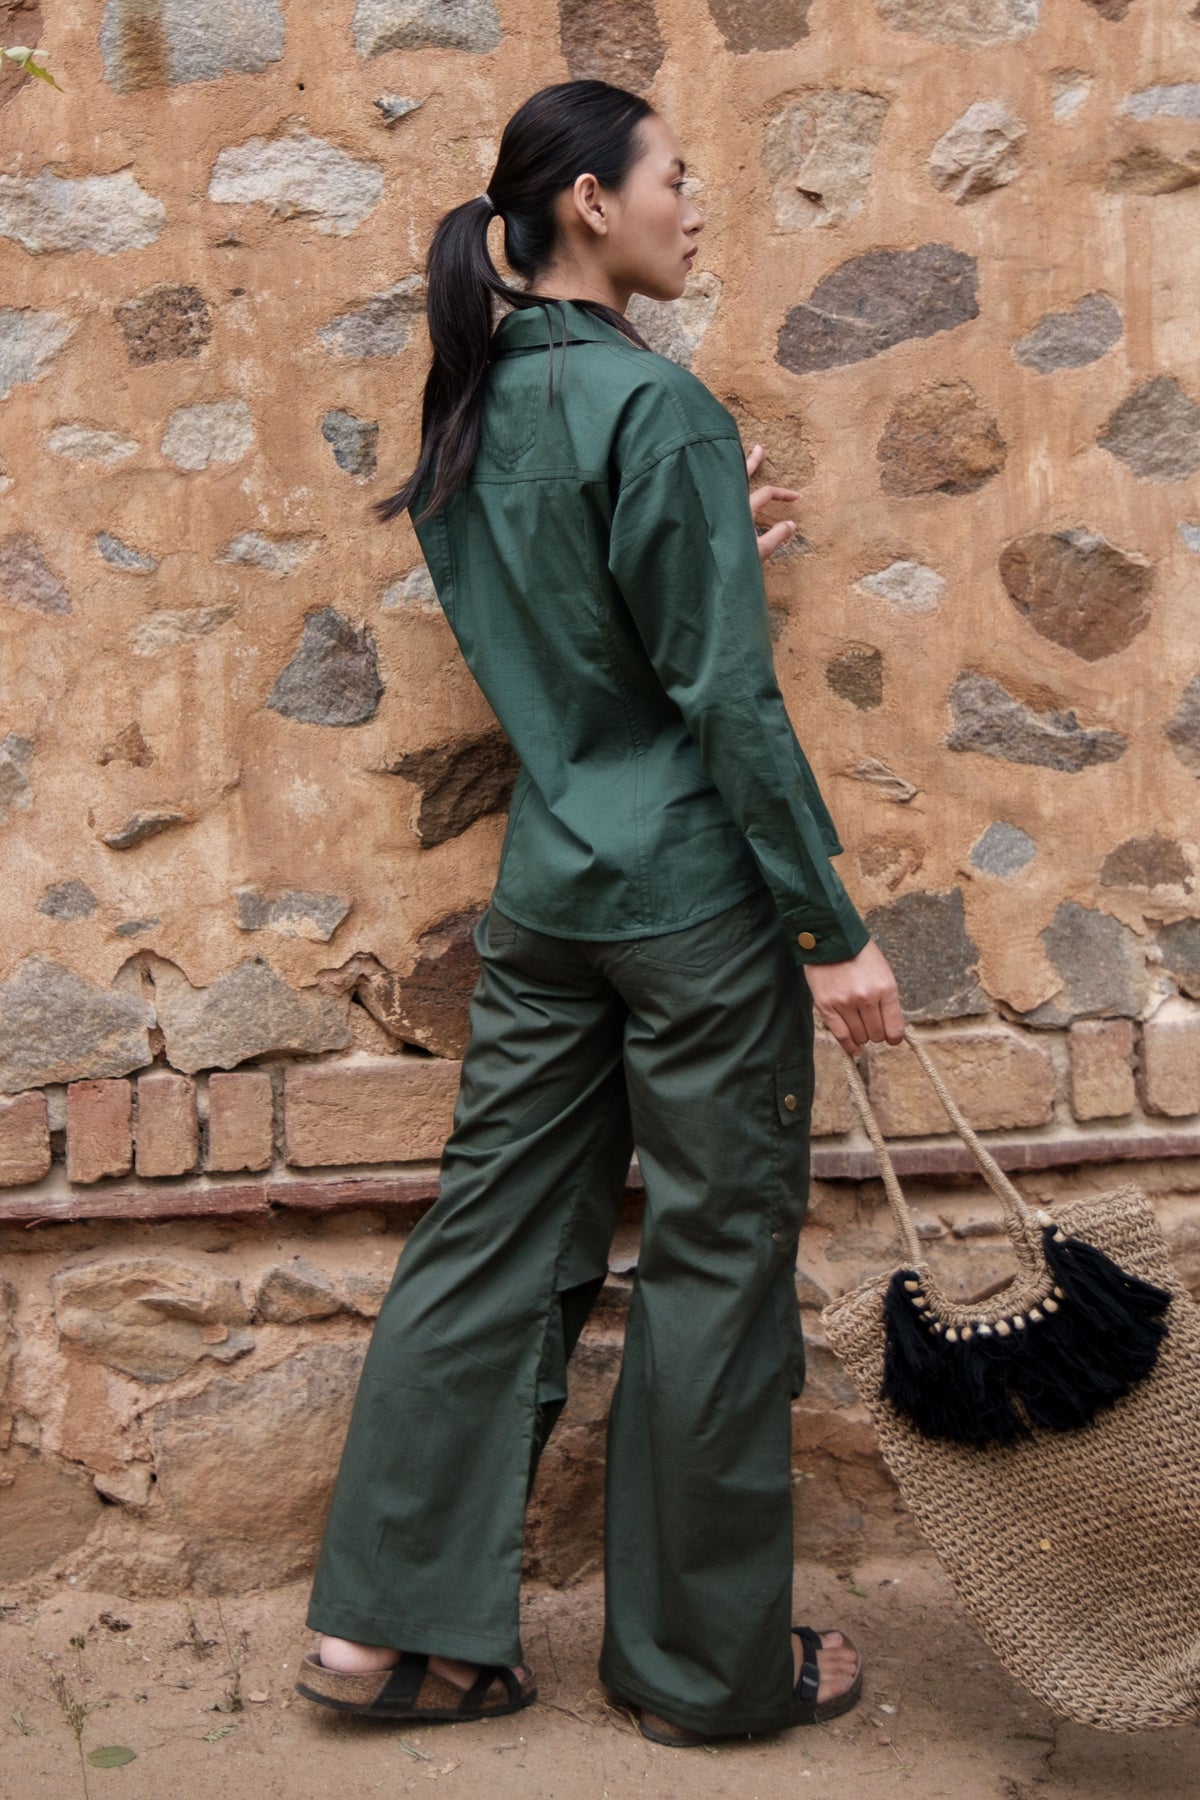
1,1551,1195,1800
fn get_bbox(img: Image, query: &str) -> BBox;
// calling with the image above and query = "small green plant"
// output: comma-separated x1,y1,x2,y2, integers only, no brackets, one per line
3,45,62,89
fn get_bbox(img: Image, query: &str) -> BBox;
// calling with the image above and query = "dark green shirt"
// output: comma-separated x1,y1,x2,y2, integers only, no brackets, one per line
412,299,869,965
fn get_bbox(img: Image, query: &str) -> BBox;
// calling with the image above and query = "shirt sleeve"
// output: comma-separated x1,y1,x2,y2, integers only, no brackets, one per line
607,431,870,965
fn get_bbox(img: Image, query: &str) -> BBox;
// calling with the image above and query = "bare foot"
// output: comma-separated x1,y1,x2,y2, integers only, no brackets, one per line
318,1635,528,1686
796,1628,859,1705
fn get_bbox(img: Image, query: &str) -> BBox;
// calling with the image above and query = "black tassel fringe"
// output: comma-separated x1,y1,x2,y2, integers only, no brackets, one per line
880,1225,1172,1447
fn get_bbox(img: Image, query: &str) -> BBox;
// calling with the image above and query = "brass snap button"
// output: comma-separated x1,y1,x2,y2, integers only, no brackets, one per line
783,1092,798,1111
796,930,816,950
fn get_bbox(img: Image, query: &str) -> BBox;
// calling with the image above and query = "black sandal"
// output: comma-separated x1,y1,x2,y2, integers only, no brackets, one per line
295,1649,537,1721
625,1625,863,1747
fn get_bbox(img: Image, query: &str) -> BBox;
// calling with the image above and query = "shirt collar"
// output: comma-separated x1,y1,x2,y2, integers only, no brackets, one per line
491,299,636,356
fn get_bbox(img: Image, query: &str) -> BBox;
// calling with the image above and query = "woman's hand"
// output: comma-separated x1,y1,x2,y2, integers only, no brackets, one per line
745,443,799,563
805,940,906,1055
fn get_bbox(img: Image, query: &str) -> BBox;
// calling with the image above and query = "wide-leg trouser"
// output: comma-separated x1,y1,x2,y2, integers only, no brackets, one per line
305,884,815,1736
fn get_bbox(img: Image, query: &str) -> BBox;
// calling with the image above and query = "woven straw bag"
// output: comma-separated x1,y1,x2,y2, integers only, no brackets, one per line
821,1027,1200,1732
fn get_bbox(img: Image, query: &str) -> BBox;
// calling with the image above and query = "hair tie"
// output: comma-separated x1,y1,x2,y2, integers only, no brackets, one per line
480,192,495,212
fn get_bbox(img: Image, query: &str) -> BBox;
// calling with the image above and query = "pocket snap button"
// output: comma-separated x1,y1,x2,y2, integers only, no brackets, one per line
796,930,816,950
783,1093,798,1111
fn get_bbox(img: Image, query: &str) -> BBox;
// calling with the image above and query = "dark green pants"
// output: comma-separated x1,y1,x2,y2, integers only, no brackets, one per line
305,885,815,1735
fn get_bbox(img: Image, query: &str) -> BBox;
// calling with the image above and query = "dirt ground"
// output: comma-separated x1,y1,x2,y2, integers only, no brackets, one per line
1,1551,1195,1800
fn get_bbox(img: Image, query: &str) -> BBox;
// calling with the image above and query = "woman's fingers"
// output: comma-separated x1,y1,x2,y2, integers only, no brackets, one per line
755,519,796,562
804,940,906,1054
749,483,801,511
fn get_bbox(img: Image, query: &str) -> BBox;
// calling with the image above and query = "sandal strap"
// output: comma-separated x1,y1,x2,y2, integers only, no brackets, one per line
375,1651,430,1710
459,1663,519,1711
792,1627,821,1707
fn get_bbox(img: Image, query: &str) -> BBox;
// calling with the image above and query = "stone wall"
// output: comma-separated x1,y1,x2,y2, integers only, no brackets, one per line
2,0,1199,1591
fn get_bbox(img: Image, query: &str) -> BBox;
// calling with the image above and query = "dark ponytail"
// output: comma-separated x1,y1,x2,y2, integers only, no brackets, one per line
374,80,655,526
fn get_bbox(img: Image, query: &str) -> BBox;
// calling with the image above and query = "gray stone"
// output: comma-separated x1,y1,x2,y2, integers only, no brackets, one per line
267,606,383,726
627,271,721,369
96,532,157,573
1100,834,1192,889
708,0,813,50
1024,902,1149,1026
46,423,138,463
1180,524,1200,554
826,645,883,709
255,1259,342,1323
863,889,987,1021
235,886,351,943
374,93,423,125
321,408,378,476
220,531,318,574
149,954,352,1073
876,0,1039,46
558,0,664,93
877,381,1006,497
998,528,1152,660
115,917,160,938
208,129,384,237
1122,84,1200,121
100,0,286,92
39,880,99,922
970,822,1036,876
845,757,918,803
316,276,425,357
0,306,76,398
339,1268,390,1316
1158,919,1200,999
114,283,211,364
0,957,148,1093
763,90,889,229
52,1255,252,1383
381,563,439,613
0,532,71,615
1105,148,1200,195
1051,70,1092,120
149,1341,366,1590
948,673,1127,771
0,734,33,824
777,244,979,375
1098,377,1200,481
130,605,237,654
856,559,945,612
101,810,187,849
385,730,520,848
0,168,166,255
1013,292,1122,372
160,399,254,471
928,101,1025,202
354,0,502,54
1166,674,1200,775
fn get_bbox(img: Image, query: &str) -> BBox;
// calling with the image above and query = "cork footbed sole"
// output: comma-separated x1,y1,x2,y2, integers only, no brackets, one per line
617,1630,864,1748
294,1652,538,1720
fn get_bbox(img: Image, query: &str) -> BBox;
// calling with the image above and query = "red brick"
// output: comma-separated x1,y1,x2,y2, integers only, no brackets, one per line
66,1078,133,1184
134,1070,199,1177
284,1056,462,1167
811,1032,855,1136
1139,1012,1200,1118
0,1092,52,1187
864,1028,1055,1138
207,1070,274,1172
1068,1019,1135,1121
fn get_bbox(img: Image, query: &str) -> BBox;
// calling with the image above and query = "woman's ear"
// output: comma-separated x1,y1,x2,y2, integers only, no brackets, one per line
571,173,608,236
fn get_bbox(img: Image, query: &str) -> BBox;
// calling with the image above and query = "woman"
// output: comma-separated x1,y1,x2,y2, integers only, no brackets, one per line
297,78,904,1750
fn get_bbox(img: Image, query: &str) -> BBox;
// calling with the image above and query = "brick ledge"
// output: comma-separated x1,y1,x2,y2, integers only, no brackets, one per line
3,1127,1199,1226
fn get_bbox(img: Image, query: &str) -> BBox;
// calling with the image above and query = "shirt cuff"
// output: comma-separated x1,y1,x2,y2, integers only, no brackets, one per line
783,901,871,966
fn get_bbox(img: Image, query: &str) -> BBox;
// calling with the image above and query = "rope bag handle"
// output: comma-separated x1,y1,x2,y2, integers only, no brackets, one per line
840,1026,1042,1273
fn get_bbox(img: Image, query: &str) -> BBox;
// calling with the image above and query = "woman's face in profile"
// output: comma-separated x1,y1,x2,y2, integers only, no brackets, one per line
603,112,704,304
